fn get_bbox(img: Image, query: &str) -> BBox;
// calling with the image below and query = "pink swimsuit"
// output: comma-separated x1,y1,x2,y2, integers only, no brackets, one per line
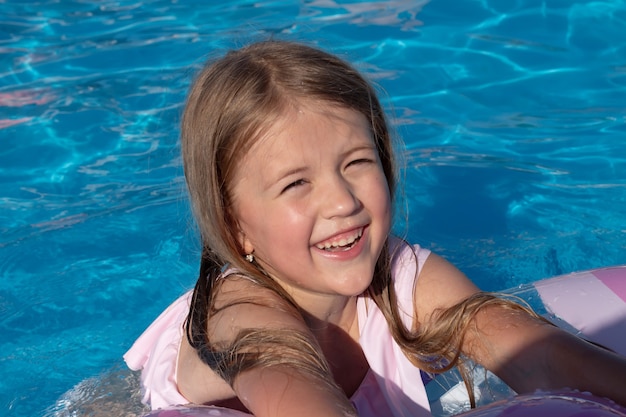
124,240,432,417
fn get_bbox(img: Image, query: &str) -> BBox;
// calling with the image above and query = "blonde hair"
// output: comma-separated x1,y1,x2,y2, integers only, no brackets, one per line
182,40,541,409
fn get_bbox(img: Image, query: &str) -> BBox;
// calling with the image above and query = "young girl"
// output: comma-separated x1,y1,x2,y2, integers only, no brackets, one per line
125,40,626,417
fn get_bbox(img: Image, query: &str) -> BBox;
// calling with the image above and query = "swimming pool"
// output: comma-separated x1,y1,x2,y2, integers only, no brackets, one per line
1,0,625,416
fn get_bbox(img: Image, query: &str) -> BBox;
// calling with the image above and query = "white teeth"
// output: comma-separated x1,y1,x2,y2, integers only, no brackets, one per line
316,228,363,250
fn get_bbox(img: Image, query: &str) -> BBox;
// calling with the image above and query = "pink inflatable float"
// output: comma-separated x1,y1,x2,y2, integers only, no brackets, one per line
141,266,626,417
142,391,626,417
456,390,626,417
534,266,626,356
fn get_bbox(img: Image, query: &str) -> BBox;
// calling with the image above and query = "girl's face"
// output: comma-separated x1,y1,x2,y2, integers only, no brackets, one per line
231,101,392,307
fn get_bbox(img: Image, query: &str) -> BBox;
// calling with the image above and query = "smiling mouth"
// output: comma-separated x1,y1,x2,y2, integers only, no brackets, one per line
315,228,363,252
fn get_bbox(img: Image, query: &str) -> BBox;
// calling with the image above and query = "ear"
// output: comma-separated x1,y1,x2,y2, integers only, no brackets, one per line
237,227,255,256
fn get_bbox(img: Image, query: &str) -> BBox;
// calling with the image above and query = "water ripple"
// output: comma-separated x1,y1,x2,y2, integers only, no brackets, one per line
2,1,626,416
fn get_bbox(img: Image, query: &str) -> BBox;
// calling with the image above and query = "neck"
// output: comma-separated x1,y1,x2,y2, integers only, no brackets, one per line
302,294,367,397
299,294,359,339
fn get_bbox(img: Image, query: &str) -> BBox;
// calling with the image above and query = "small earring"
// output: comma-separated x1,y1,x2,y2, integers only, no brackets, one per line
245,253,254,263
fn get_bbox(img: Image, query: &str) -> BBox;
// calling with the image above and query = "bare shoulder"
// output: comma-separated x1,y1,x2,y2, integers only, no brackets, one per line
413,252,480,321
177,275,307,407
411,251,559,391
183,276,353,416
412,252,547,349
208,275,308,343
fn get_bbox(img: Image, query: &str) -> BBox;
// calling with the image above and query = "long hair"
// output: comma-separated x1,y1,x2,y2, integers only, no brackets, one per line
181,40,394,412
181,40,541,409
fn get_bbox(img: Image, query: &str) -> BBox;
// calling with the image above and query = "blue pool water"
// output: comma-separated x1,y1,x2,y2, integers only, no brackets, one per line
1,0,625,415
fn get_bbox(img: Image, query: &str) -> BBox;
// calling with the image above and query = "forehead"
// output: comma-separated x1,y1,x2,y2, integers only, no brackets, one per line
255,101,370,155
230,101,373,184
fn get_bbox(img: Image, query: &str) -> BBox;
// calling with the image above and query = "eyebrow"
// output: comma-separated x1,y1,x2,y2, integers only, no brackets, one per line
275,166,308,182
341,143,378,159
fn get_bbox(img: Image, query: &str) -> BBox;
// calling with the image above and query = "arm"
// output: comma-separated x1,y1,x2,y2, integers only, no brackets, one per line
207,277,356,417
234,366,355,417
466,299,626,401
414,253,626,406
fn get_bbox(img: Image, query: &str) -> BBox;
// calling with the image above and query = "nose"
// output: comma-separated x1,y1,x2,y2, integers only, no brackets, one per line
319,175,362,219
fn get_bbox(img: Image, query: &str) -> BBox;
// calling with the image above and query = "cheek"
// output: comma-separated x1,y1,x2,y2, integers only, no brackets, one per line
240,203,311,247
370,174,392,210
372,177,393,234
267,207,314,243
